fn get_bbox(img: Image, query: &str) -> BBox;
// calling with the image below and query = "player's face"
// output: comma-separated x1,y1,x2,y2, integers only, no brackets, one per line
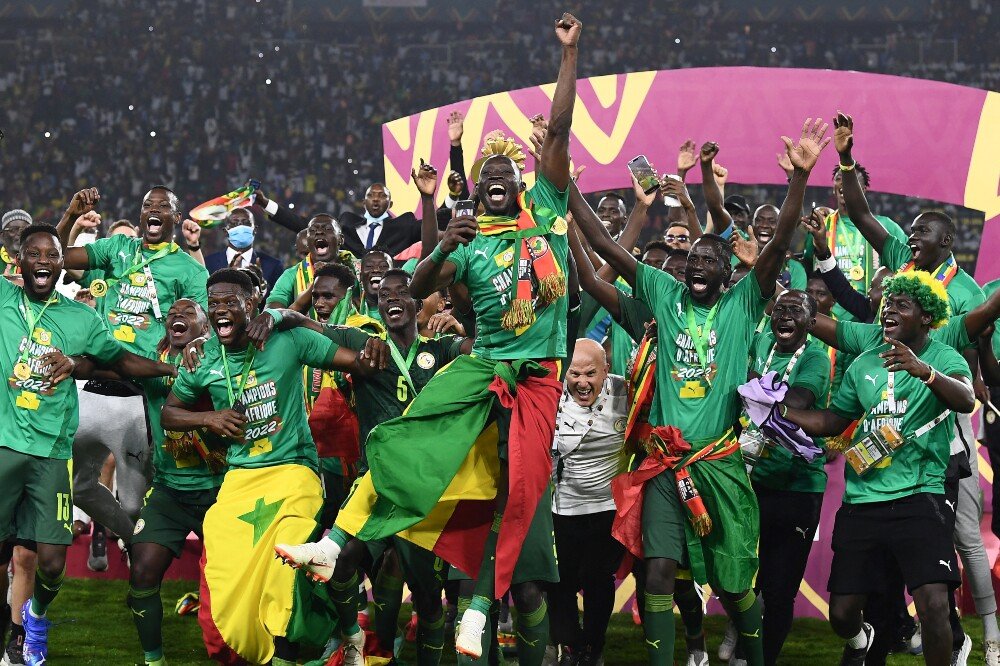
360,252,391,299
364,184,391,217
596,197,625,236
880,292,929,342
685,240,728,302
295,231,309,260
1,219,30,255
477,156,521,216
566,354,609,407
907,215,949,270
730,209,749,230
728,266,750,289
307,216,341,263
833,172,866,209
311,276,349,324
18,232,63,299
664,255,687,281
806,278,835,316
752,206,779,246
165,299,208,350
770,291,813,349
140,188,179,245
378,275,416,330
641,248,667,269
207,283,251,346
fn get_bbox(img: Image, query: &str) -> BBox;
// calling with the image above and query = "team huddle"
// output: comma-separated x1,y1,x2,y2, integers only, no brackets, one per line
1,10,999,666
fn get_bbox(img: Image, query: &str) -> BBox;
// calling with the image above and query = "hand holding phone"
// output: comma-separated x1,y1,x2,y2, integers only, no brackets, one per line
454,199,476,218
627,155,660,195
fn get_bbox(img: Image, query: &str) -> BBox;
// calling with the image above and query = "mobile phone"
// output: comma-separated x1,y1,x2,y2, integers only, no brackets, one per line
661,174,682,207
454,199,476,218
627,155,660,195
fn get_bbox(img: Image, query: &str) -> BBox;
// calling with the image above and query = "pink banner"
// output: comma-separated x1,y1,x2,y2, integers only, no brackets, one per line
383,66,1000,280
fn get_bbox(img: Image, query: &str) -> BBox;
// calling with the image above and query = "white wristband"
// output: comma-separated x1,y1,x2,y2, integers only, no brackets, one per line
264,199,279,216
816,255,837,273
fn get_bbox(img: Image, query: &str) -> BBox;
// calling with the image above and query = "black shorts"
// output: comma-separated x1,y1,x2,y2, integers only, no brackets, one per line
828,492,959,595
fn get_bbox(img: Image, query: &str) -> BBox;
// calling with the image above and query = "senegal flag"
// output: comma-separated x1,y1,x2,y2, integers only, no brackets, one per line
335,355,561,596
200,464,334,665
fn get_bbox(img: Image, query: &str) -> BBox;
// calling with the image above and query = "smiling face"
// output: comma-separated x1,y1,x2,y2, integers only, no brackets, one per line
311,275,350,324
685,238,730,303
1,219,30,256
906,214,951,270
476,156,522,216
806,277,835,316
360,252,391,301
566,339,609,407
140,187,179,245
377,273,417,332
18,231,63,299
596,196,626,236
165,298,208,351
664,225,691,251
752,205,779,246
307,216,341,263
770,290,814,351
880,292,930,343
364,184,391,218
207,282,252,346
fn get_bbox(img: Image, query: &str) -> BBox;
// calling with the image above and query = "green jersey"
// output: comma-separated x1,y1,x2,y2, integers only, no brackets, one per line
830,338,971,503
446,174,569,361
323,327,464,468
985,279,1000,357
615,289,655,344
84,235,208,357
140,352,224,491
880,235,985,318
781,258,807,291
0,278,124,459
803,212,907,322
579,280,638,376
748,331,831,493
836,315,972,357
635,262,768,445
171,328,341,470
269,251,358,316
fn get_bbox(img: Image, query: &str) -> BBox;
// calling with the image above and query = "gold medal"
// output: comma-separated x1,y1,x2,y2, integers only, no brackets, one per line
849,265,864,281
13,362,31,381
551,216,568,236
90,279,108,297
131,272,147,286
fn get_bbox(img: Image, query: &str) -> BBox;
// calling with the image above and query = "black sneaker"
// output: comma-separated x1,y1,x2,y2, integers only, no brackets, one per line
840,623,874,666
0,602,10,652
1,630,25,666
88,528,108,572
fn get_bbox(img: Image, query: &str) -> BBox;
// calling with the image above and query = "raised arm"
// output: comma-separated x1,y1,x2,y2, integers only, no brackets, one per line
805,214,874,321
446,111,470,200
755,118,831,298
979,332,1000,386
964,286,1000,340
699,143,732,234
409,214,474,298
254,188,308,234
569,223,621,319
569,180,638,288
56,188,99,270
595,176,654,283
538,13,582,190
662,177,702,243
834,112,888,252
412,159,440,260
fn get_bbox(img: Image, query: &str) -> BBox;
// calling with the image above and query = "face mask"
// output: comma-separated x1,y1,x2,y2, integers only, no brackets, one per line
76,232,97,246
227,225,255,249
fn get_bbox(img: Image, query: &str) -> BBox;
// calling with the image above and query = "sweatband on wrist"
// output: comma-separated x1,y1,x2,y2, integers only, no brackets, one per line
263,308,284,325
429,244,449,263
264,199,279,216
839,161,856,171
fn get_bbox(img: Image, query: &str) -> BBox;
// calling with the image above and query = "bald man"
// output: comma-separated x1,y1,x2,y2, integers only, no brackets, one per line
549,339,628,664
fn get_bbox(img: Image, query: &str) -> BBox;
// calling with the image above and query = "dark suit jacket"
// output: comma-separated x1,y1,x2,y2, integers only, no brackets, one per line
338,211,421,259
204,248,284,293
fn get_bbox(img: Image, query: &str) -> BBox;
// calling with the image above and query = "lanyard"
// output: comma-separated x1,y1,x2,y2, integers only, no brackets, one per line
220,345,256,408
684,296,721,383
386,335,420,395
880,361,951,439
762,342,806,383
18,292,57,362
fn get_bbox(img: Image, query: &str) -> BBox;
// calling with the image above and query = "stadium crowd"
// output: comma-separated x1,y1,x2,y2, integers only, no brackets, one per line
1,3,999,666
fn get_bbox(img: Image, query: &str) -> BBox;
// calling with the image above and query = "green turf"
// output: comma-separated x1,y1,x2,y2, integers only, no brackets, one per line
33,578,987,664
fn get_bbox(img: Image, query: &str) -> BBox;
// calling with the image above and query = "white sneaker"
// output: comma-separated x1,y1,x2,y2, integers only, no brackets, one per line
686,649,709,666
341,628,365,666
455,607,488,658
985,638,1000,666
951,632,971,666
718,621,738,661
274,538,340,583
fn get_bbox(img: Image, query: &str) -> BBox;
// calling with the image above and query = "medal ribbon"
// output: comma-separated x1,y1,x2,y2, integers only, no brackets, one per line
385,334,421,395
899,254,958,286
18,292,58,363
762,342,806,383
220,345,257,408
684,296,722,386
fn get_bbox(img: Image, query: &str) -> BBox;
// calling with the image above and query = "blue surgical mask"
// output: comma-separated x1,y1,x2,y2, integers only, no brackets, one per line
227,225,254,249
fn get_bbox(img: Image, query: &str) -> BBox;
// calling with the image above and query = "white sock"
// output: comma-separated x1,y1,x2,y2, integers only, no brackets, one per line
847,626,870,649
983,611,1000,642
27,605,43,620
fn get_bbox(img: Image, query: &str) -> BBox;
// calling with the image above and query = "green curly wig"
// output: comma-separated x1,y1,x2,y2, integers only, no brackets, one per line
881,271,951,328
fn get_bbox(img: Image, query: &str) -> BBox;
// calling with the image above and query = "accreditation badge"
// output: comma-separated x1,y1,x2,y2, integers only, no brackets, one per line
849,265,864,281
89,279,108,297
13,362,31,381
130,272,147,287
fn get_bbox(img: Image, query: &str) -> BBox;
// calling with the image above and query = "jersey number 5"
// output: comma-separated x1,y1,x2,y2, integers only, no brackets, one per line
396,376,409,403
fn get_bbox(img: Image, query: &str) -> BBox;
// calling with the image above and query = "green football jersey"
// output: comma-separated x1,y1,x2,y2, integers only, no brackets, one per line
836,315,971,357
985,279,1000,357
880,235,985,318
0,278,124,459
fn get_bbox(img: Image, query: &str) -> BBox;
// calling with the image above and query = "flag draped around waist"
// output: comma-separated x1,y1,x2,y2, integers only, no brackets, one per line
335,353,562,596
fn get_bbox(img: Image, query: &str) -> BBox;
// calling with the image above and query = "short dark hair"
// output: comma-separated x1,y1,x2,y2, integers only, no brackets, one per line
207,268,254,297
239,265,264,290
379,268,412,286
641,240,670,256
666,248,689,261
19,223,60,248
777,288,818,318
832,162,870,188
361,250,393,266
917,210,956,236
694,233,733,265
144,185,180,211
314,263,357,290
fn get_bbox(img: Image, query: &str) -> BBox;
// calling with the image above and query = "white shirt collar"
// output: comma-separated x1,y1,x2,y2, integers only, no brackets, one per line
226,247,254,267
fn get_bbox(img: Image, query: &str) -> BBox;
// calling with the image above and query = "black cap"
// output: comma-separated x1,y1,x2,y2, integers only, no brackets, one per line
724,195,751,216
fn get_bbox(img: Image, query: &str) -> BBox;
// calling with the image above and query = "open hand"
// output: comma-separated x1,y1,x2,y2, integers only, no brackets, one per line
554,13,582,47
677,139,697,176
412,159,438,197
732,227,759,267
833,111,854,156
183,336,209,372
447,110,465,146
781,118,832,173
880,336,931,379
776,151,794,177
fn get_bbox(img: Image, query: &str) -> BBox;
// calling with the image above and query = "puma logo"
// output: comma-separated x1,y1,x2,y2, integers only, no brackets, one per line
209,369,224,377
795,526,809,539
130,608,146,618
741,630,761,639
127,450,142,462
865,374,879,386
945,499,956,512
473,249,488,259
516,632,539,647
940,559,952,572
645,639,661,649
